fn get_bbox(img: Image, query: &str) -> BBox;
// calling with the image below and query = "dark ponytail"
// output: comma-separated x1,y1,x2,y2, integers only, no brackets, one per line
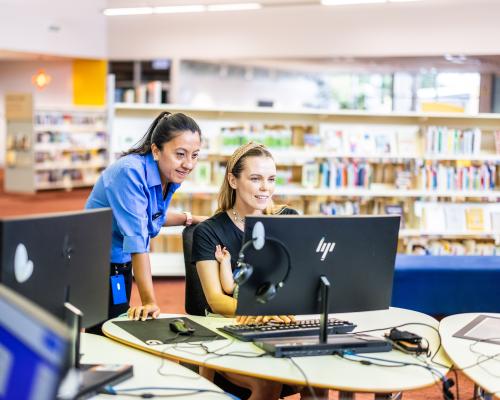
122,111,201,156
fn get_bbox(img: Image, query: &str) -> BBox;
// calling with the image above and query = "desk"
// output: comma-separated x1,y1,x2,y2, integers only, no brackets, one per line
440,313,500,399
80,333,228,399
103,308,451,398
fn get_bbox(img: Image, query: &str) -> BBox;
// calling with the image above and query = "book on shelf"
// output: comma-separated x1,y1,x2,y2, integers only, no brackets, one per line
495,131,500,154
372,127,397,155
444,205,466,232
465,208,485,231
395,125,420,155
302,163,319,188
193,160,212,186
491,212,500,233
384,204,405,229
422,204,446,232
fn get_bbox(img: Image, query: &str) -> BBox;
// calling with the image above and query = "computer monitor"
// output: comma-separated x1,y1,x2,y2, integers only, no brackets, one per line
0,209,112,328
236,215,400,316
0,283,71,400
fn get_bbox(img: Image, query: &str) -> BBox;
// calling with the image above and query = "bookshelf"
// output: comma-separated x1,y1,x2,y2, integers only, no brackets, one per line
110,103,500,275
4,95,108,193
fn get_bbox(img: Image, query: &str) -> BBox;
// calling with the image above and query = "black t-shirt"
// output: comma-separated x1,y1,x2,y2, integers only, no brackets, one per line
192,207,299,273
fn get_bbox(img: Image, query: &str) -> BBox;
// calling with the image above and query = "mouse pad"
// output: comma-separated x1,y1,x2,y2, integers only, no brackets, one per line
112,317,225,346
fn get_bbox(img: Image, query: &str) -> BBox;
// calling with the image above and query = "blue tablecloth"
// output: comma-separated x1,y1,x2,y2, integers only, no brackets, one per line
391,255,500,315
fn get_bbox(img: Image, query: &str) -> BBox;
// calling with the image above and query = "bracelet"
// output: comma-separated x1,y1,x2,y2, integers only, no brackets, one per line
183,211,193,226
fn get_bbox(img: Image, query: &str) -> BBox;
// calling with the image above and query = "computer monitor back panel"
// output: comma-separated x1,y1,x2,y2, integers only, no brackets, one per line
238,215,400,316
0,284,70,400
0,209,112,328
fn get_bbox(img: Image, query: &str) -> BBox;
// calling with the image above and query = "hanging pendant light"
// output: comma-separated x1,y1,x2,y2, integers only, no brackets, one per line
32,69,52,90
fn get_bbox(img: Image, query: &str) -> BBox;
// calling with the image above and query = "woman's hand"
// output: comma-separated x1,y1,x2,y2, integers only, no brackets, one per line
127,303,161,321
236,315,296,325
215,245,231,264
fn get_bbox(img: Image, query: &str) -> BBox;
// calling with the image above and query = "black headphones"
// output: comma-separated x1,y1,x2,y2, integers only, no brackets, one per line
233,236,292,304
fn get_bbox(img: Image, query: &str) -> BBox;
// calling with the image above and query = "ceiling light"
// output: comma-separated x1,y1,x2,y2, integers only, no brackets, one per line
153,5,206,14
103,7,153,16
321,0,386,5
207,3,262,11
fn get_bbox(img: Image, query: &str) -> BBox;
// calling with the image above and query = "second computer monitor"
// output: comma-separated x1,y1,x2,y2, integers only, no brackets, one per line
237,215,400,316
0,209,112,328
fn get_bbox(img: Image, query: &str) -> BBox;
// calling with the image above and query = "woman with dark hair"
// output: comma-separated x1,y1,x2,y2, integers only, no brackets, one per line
86,111,206,325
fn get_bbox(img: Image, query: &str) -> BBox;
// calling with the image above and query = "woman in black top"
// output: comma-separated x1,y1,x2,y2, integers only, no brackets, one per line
192,142,297,318
191,142,302,400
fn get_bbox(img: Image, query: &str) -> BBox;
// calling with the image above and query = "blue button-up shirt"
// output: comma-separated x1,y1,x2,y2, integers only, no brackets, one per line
85,152,180,263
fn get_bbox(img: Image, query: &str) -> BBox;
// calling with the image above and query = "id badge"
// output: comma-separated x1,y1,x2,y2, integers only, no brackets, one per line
110,274,127,305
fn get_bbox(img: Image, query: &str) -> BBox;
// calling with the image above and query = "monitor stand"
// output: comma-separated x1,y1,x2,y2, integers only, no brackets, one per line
57,303,133,399
253,275,391,357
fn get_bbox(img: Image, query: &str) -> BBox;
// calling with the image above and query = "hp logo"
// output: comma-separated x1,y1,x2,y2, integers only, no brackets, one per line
316,237,335,261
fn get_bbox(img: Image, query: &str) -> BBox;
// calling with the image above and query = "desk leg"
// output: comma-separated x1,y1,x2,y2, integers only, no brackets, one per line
338,391,355,400
374,393,402,400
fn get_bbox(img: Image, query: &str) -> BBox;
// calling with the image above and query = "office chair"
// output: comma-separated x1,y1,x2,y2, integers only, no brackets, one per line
182,224,210,316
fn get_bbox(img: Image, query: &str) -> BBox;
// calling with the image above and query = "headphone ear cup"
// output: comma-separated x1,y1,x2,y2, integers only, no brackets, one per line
256,282,276,304
233,262,253,285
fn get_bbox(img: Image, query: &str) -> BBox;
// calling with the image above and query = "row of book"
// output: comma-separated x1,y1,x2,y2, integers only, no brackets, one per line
406,239,499,256
220,125,293,149
117,81,166,104
34,149,107,165
212,123,499,158
35,111,105,127
416,202,500,233
425,126,481,155
416,163,497,191
307,161,372,189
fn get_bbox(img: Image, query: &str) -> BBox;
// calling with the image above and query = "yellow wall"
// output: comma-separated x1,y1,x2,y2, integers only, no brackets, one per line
72,59,107,106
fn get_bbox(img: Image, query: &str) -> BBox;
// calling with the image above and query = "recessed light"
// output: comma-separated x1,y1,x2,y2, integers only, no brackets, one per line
207,3,262,11
153,5,206,14
103,7,153,16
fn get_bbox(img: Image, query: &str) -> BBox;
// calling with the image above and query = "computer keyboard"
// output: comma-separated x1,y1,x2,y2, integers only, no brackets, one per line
218,318,356,342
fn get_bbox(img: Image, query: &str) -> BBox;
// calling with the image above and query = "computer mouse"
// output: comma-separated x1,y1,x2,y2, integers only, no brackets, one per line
169,318,194,335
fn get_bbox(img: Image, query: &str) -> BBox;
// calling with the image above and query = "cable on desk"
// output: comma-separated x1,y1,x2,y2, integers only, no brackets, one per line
339,352,454,400
156,333,203,380
286,357,318,400
345,321,461,400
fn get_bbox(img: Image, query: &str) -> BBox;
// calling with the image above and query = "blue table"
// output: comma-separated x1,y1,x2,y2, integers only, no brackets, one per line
391,255,500,315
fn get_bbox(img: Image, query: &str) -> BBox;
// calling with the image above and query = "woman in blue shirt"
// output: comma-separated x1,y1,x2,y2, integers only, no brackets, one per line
86,111,205,324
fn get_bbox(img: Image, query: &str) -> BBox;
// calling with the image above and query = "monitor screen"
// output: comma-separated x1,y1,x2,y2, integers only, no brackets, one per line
236,215,400,316
0,209,112,328
0,283,70,400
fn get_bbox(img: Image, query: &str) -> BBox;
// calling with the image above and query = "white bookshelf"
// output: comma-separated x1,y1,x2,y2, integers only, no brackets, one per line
110,102,500,275
4,96,109,193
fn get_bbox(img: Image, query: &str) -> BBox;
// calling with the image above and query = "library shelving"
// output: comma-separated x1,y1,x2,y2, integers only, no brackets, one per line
4,96,109,193
110,102,500,275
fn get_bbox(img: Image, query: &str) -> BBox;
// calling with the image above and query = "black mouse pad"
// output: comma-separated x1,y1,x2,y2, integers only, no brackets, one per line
112,317,225,346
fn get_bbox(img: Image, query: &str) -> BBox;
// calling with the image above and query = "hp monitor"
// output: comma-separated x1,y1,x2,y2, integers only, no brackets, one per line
237,215,400,316
0,209,112,328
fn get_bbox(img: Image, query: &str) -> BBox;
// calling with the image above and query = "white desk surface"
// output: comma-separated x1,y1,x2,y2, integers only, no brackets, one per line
80,333,228,399
440,313,500,399
103,308,451,394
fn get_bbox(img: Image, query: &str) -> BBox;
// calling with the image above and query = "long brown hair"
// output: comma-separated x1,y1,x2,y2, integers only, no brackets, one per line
216,142,286,215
